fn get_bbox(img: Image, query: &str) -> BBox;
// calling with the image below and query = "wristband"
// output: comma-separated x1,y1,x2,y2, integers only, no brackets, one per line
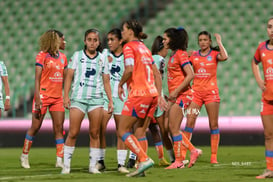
6,96,10,100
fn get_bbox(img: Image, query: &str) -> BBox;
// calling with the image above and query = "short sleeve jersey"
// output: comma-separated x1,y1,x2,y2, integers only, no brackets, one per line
190,49,220,91
152,55,165,79
123,41,158,98
167,50,191,95
254,40,273,100
0,61,8,99
35,51,68,98
102,49,127,98
68,50,109,100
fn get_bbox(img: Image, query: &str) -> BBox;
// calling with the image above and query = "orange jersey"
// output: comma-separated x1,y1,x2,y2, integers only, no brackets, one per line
254,40,273,101
190,49,220,91
167,50,191,96
35,51,67,98
123,41,158,98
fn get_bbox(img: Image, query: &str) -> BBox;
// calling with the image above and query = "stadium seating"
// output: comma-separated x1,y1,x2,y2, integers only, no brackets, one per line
144,0,272,116
0,0,141,117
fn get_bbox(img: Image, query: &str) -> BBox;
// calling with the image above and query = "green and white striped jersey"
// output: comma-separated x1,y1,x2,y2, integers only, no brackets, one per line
102,49,127,99
68,50,109,101
0,61,8,99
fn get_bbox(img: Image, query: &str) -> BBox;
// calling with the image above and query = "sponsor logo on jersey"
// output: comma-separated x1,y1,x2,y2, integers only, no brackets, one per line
197,68,206,73
140,104,149,108
49,72,63,82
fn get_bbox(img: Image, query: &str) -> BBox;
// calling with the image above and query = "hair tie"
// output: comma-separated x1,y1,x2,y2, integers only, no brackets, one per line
177,26,184,31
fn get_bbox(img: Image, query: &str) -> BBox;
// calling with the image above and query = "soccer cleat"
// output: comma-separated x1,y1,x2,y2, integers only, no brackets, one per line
126,158,136,168
256,169,273,179
188,148,202,168
61,166,70,174
95,160,106,171
165,161,185,169
118,164,129,174
56,157,64,168
137,171,146,177
126,158,154,177
20,154,30,169
158,158,170,166
89,167,101,174
210,158,218,164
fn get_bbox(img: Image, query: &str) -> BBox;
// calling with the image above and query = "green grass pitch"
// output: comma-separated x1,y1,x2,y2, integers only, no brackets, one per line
0,146,267,182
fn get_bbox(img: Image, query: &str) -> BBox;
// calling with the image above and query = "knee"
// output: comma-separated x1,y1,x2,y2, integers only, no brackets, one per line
264,131,273,141
90,129,99,140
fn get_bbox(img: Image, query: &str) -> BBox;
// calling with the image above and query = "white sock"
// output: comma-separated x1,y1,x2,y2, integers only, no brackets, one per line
117,149,128,166
100,148,106,161
21,153,28,158
56,156,62,163
89,148,100,168
129,151,137,160
63,145,75,168
167,149,175,162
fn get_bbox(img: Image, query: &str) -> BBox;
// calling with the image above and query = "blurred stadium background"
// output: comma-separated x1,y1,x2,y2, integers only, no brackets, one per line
0,0,272,146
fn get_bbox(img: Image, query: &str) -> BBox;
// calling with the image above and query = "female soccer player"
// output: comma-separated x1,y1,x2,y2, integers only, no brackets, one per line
163,27,202,169
151,35,174,165
20,30,67,169
252,17,273,179
117,19,167,177
98,28,129,173
61,29,113,174
181,31,228,164
0,61,10,117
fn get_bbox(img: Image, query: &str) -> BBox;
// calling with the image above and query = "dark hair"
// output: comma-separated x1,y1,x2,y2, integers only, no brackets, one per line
164,27,188,51
151,36,164,55
84,28,102,52
53,29,64,38
122,19,148,39
198,31,219,51
108,28,122,40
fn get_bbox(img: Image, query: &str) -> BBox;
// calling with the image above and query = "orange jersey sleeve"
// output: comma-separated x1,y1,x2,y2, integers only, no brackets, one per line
167,50,191,95
123,41,158,98
35,51,67,98
254,40,273,101
190,49,219,91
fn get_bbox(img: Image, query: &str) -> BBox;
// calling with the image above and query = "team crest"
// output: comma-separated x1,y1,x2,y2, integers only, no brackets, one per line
207,56,212,61
61,59,64,64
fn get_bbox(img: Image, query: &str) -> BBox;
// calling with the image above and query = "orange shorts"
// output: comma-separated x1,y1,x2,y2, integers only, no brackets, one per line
192,89,220,107
150,116,157,124
122,96,158,119
170,94,192,110
32,95,65,114
261,99,273,115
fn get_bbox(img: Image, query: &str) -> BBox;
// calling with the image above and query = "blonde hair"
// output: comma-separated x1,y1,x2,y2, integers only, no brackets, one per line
39,30,60,56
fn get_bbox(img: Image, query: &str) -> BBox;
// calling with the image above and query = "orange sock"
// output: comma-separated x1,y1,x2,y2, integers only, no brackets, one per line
122,132,148,162
155,142,164,159
265,150,273,171
181,132,195,151
56,138,64,158
138,137,148,154
172,134,183,162
181,128,193,159
22,134,34,154
211,129,220,158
